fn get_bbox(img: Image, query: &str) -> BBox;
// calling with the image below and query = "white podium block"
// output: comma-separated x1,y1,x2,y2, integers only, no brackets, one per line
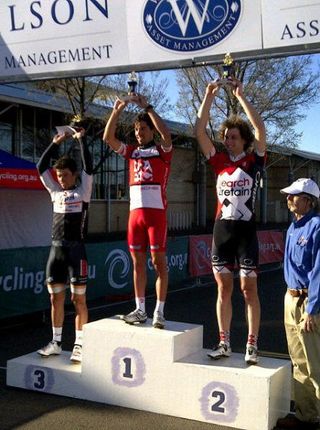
7,317,291,430
6,351,83,398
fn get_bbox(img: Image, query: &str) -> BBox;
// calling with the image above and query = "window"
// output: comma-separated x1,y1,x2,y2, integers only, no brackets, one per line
0,122,13,153
92,149,128,200
107,152,127,200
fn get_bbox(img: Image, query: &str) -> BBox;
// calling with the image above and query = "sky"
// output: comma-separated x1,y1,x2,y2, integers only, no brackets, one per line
147,55,320,155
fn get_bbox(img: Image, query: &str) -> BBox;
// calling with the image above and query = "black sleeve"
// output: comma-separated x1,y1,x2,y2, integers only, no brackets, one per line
36,141,57,175
78,137,93,175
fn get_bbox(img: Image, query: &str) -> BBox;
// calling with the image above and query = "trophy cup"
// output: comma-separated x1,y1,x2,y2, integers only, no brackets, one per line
121,71,138,101
128,71,138,94
56,114,86,136
218,53,235,86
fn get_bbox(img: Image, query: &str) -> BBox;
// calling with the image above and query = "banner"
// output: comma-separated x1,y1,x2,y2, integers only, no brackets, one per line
0,236,189,319
262,0,320,49
257,230,285,265
189,235,212,277
189,231,285,277
0,1,318,82
0,149,43,189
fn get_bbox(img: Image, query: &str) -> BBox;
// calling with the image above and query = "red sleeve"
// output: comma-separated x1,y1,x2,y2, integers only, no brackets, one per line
159,145,173,163
121,143,135,160
207,152,226,172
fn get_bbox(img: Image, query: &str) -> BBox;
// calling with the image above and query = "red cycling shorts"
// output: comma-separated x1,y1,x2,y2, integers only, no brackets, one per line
128,208,167,253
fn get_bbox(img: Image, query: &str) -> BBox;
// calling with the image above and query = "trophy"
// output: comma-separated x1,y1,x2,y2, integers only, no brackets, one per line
56,114,87,136
121,71,138,101
128,71,138,94
218,53,235,86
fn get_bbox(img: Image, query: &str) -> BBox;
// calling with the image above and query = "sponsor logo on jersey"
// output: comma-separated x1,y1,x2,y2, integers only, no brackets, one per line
143,0,241,53
134,159,153,182
217,168,253,220
132,146,159,158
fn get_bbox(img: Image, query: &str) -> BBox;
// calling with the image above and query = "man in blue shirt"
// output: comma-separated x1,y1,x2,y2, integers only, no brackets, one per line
277,178,320,430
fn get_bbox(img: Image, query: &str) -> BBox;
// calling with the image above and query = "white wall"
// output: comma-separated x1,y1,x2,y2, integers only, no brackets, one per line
0,189,52,250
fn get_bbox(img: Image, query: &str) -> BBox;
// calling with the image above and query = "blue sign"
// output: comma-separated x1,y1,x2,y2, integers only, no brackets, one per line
143,0,241,52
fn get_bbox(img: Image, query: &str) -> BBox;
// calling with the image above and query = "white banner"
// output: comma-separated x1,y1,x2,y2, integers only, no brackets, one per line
0,0,319,82
262,0,320,49
0,0,129,81
126,0,261,66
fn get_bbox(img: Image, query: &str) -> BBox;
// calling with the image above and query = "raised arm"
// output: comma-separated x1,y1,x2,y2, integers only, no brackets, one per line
37,133,68,174
73,128,93,175
194,82,220,158
132,95,172,149
103,98,127,152
233,79,266,154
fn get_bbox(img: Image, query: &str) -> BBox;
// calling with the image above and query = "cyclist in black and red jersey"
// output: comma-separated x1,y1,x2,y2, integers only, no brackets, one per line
36,126,93,364
195,78,266,365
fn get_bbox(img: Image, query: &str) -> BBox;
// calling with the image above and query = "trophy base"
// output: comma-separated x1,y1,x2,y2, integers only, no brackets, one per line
217,78,235,87
215,78,234,87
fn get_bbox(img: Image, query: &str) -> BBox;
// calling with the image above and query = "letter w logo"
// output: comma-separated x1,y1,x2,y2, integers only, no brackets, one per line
167,0,210,36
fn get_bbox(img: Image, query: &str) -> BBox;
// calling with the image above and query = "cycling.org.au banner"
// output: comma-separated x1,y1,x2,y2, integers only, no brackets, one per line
189,231,285,277
0,0,318,83
0,236,189,319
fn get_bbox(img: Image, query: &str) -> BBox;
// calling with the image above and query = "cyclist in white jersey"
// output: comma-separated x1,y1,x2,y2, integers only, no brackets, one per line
36,127,93,363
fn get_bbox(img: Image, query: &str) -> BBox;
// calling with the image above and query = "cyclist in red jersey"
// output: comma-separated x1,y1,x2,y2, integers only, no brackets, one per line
195,78,266,364
103,94,172,329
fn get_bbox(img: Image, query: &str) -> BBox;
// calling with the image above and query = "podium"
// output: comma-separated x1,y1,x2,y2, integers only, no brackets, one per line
7,317,291,430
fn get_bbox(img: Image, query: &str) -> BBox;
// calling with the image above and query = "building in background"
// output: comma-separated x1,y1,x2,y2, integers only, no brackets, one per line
1,82,320,248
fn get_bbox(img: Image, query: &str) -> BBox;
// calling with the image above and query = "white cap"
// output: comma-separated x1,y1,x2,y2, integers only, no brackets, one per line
280,178,320,198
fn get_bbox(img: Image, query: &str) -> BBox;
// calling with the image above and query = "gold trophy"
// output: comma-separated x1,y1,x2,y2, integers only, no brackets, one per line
218,53,235,86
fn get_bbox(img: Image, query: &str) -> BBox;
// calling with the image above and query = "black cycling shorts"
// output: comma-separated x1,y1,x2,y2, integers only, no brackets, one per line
46,241,88,286
211,219,259,271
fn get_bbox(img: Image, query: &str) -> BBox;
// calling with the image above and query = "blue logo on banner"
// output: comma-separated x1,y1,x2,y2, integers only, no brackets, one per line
143,0,241,52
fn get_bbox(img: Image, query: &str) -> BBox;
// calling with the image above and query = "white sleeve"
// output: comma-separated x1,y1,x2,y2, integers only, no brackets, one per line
80,170,93,203
40,170,60,200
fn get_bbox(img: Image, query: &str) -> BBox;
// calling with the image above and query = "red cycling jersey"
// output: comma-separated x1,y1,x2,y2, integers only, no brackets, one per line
117,142,172,211
208,151,266,222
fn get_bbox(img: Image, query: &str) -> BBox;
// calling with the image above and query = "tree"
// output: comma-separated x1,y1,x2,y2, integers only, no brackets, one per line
174,55,320,150
33,71,172,121
31,71,172,173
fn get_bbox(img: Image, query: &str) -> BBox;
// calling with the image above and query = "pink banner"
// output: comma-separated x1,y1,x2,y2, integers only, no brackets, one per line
189,235,212,277
257,230,284,265
189,231,284,277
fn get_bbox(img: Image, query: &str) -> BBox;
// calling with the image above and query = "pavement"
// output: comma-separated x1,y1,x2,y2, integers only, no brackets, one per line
0,268,290,430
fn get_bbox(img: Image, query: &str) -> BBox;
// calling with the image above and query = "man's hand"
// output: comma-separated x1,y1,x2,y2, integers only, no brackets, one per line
205,81,220,97
113,97,128,112
232,78,244,98
52,132,68,145
130,94,149,109
304,313,316,332
72,127,85,140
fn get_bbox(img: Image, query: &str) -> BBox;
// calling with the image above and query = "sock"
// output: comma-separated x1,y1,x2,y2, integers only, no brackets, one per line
247,333,258,348
219,330,230,346
154,300,165,314
135,297,145,313
52,327,62,344
75,330,83,347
